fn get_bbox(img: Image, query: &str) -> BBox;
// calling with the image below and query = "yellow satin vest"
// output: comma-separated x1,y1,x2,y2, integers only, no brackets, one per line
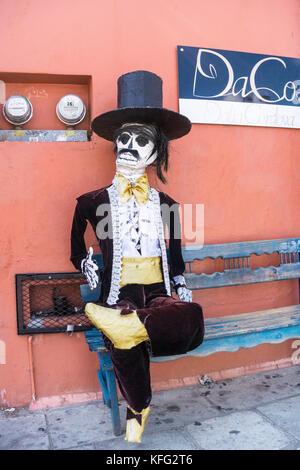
120,256,163,286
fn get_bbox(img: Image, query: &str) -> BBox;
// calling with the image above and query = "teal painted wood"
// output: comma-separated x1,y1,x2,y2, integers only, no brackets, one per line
80,253,103,302
203,304,300,338
97,367,111,406
150,325,300,361
181,238,300,262
84,327,105,350
182,238,300,290
80,283,101,302
185,264,300,290
92,254,104,269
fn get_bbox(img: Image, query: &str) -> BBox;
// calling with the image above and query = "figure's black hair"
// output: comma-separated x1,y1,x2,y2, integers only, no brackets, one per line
113,123,169,184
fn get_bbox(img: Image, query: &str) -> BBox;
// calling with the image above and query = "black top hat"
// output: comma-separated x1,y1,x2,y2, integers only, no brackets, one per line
91,70,191,141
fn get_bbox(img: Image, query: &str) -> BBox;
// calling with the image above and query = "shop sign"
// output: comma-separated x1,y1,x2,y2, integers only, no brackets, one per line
177,45,300,128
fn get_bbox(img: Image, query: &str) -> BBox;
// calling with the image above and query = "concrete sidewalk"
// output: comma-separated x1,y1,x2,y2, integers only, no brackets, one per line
1,365,300,450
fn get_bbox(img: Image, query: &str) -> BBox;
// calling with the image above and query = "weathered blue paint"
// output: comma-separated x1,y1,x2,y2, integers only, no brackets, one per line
80,283,101,302
185,264,300,290
182,238,300,261
151,325,300,362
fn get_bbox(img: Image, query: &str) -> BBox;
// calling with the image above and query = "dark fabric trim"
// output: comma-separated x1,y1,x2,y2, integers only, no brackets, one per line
126,407,142,425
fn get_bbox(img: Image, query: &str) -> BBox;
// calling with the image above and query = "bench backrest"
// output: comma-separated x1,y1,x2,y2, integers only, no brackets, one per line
182,238,300,290
86,238,300,295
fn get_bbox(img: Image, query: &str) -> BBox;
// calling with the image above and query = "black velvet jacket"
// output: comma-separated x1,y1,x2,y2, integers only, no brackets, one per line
70,184,185,304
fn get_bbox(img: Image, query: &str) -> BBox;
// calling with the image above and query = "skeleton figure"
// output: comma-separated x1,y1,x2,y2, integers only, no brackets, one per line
71,71,204,443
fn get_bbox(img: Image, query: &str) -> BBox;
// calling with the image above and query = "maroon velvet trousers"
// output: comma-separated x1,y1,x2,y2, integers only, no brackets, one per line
102,283,204,413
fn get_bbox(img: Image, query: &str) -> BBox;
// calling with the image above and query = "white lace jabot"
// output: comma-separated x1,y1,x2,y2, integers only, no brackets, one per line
105,177,171,305
112,173,161,258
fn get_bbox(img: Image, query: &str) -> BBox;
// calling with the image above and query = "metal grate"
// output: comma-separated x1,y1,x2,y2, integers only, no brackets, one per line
16,272,93,334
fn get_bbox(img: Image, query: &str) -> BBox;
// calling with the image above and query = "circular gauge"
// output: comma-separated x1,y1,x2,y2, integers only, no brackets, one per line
56,94,86,125
3,95,33,125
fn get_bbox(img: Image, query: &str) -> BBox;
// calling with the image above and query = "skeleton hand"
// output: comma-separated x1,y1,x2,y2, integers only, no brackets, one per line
176,286,192,302
81,247,99,290
171,275,193,303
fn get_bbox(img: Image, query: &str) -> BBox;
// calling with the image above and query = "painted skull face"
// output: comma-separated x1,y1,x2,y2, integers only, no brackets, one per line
115,124,158,172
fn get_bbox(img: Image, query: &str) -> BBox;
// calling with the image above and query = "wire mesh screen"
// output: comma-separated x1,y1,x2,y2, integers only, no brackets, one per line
16,273,93,334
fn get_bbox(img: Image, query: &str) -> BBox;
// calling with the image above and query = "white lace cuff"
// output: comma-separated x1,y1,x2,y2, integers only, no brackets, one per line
171,274,187,287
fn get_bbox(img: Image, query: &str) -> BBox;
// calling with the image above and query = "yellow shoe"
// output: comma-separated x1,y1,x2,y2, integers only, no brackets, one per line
85,303,149,350
125,406,151,443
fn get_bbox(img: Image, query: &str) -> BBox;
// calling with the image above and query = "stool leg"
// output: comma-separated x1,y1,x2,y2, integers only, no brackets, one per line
96,367,111,407
84,330,122,435
98,351,122,436
106,368,122,436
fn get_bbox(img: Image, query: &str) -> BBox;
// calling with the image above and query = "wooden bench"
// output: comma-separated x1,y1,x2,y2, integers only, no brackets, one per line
81,237,300,435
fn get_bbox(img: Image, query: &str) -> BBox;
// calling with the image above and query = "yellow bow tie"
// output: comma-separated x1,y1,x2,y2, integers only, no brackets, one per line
116,173,150,205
